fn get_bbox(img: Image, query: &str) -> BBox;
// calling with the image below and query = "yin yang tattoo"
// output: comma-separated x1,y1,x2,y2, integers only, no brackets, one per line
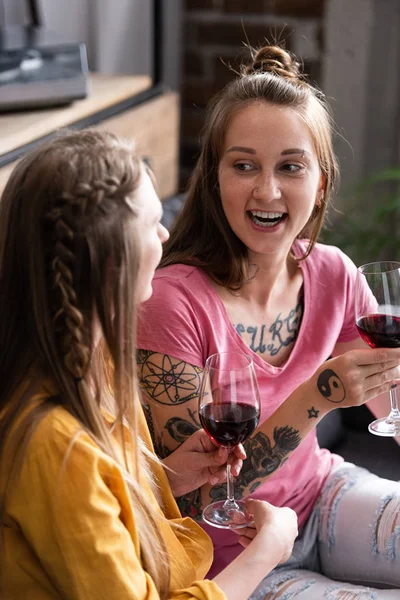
317,368,346,404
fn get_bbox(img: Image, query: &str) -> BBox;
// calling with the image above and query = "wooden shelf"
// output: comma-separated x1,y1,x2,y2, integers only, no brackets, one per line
0,74,179,201
94,91,180,201
0,74,152,157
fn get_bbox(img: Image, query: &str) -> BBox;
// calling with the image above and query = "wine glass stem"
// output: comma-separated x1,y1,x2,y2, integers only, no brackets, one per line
389,387,400,421
225,449,235,504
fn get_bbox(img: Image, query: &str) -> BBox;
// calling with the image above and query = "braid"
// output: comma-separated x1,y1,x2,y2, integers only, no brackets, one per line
61,177,122,215
45,203,90,381
44,175,133,380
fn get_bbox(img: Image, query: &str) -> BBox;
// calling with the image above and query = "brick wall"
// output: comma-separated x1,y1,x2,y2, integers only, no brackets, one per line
180,0,326,188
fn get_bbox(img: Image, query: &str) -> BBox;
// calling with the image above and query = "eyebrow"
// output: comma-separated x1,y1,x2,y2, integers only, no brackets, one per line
226,146,309,157
226,146,256,155
281,148,309,156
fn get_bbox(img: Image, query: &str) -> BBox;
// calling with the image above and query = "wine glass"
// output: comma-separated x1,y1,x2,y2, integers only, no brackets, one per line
355,261,400,436
198,351,260,529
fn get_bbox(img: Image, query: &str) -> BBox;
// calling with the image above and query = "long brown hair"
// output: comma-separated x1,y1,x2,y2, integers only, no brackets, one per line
161,45,339,289
0,130,170,596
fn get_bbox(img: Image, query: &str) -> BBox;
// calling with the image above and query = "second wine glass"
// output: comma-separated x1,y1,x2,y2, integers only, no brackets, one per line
198,351,260,529
355,261,400,436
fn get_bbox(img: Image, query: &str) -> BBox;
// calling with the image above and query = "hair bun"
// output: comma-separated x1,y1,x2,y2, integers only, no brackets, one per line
244,45,301,80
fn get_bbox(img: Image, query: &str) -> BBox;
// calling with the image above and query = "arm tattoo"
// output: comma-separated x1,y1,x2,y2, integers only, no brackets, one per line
137,350,202,405
212,426,302,499
234,298,303,357
142,403,171,459
177,488,203,521
137,349,154,365
165,409,200,444
307,406,319,418
143,405,201,458
317,368,346,403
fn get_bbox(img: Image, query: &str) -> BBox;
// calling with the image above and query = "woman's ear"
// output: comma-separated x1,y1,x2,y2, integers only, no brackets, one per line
316,174,327,207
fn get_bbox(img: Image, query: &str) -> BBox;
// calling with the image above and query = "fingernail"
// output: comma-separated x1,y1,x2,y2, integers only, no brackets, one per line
210,477,218,485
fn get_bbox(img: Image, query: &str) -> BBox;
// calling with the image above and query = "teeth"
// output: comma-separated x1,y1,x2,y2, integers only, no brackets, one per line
250,210,283,219
248,210,285,228
252,220,279,227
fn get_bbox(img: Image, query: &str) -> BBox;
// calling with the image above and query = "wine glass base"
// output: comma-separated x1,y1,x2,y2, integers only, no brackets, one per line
368,417,400,437
202,499,254,529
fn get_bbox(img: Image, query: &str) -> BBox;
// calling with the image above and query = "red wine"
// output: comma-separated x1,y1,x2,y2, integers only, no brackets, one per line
356,314,400,348
199,402,260,447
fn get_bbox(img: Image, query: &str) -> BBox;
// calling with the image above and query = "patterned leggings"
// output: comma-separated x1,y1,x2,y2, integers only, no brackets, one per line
251,463,400,599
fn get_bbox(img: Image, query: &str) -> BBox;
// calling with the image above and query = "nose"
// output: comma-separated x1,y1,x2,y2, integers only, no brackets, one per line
160,223,170,244
253,172,282,203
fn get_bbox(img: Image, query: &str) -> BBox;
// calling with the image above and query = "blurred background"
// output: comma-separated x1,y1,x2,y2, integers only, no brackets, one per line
1,0,400,263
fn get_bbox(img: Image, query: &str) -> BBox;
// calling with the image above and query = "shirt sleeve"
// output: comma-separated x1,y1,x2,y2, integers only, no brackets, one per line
137,275,206,368
9,411,225,600
334,248,364,343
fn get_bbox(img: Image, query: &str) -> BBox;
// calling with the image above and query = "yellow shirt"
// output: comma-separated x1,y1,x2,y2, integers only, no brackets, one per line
2,379,225,600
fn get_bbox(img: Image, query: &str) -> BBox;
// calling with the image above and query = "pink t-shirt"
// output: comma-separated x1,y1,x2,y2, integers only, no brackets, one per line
137,241,359,576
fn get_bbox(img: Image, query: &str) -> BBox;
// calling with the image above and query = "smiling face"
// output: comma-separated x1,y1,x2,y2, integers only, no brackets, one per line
218,101,325,261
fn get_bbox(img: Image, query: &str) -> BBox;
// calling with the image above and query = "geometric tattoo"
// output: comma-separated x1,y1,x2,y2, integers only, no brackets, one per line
137,349,202,405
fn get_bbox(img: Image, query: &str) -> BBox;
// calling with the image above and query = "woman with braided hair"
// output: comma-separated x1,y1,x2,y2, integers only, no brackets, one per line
137,45,400,597
0,129,298,599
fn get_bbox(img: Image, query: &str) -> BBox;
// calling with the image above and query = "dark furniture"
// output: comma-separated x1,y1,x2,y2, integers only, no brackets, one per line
317,405,400,481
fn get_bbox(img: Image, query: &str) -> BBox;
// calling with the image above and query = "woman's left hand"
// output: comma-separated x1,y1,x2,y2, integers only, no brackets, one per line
162,429,246,498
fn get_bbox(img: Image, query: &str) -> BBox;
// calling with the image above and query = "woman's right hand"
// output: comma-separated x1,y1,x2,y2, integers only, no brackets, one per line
314,347,400,411
213,500,298,599
237,499,298,565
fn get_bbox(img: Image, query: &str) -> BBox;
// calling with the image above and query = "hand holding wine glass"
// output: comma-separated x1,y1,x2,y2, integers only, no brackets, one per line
161,429,246,498
236,499,298,564
355,261,400,436
198,351,260,529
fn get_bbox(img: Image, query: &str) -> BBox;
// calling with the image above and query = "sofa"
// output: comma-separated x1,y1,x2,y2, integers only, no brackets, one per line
317,405,400,480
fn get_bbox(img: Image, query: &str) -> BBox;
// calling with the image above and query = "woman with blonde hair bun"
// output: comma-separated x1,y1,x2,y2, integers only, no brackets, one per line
0,129,298,599
137,45,400,597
